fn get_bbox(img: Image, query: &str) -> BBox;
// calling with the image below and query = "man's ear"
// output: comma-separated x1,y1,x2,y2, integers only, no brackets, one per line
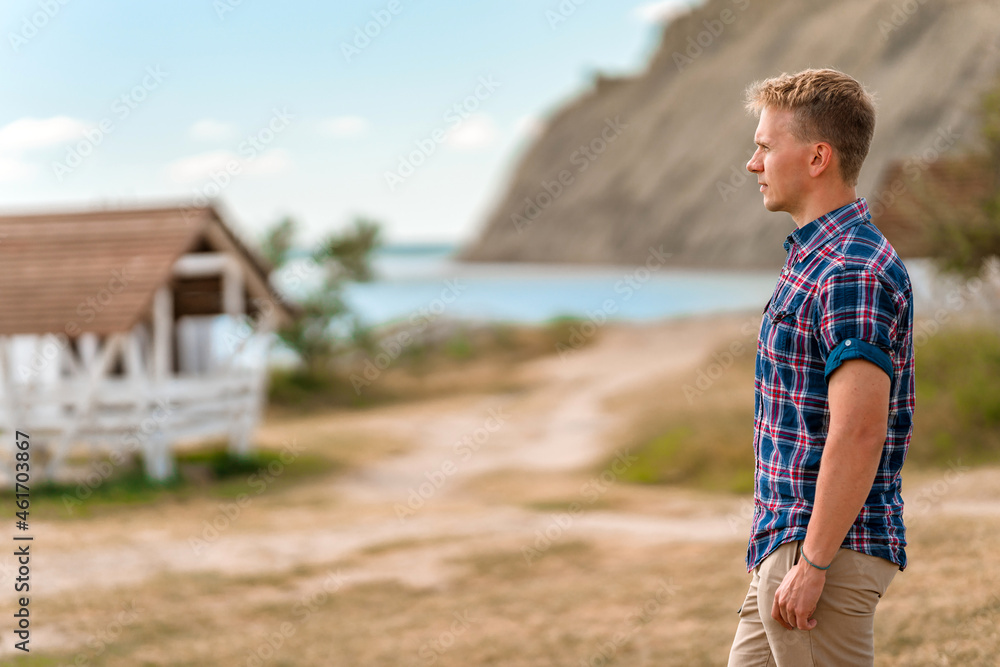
808,142,835,178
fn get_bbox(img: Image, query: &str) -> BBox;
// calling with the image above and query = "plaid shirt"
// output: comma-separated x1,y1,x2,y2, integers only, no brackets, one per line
747,198,915,572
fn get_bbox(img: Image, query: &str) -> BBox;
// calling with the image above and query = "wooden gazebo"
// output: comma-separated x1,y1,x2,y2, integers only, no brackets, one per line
0,203,298,482
870,155,992,258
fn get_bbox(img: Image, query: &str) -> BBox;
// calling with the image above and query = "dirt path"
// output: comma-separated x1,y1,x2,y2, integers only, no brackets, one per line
26,315,752,597
28,312,999,605
337,315,756,500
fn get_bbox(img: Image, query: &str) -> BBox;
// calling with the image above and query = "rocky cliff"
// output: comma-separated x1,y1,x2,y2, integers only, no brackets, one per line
459,0,1000,269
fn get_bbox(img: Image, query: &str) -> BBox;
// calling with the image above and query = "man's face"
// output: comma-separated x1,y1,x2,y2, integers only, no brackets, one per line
746,107,813,216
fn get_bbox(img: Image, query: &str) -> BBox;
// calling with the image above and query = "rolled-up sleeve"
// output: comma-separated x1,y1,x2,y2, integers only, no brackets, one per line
815,268,898,383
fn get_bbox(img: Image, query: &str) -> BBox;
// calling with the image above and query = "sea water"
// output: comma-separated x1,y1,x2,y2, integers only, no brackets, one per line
275,244,781,326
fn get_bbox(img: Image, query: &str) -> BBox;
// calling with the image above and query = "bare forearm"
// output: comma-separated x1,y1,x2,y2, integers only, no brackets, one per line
803,358,890,566
773,431,885,632
802,432,883,565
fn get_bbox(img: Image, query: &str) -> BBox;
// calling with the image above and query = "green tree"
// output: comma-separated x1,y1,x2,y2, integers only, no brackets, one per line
263,216,382,371
314,216,381,282
259,215,296,268
926,79,1000,278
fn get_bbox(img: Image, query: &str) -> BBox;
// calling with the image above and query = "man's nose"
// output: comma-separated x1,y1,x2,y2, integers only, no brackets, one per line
746,154,761,173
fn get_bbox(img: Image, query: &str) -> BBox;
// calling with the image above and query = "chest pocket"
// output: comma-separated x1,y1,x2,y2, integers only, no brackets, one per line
761,295,812,365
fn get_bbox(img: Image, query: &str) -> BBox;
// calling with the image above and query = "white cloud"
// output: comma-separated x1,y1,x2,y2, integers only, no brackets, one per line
632,0,701,24
243,149,292,175
0,156,37,182
166,149,235,183
0,116,89,152
165,148,292,183
189,118,237,142
319,115,370,138
443,113,499,151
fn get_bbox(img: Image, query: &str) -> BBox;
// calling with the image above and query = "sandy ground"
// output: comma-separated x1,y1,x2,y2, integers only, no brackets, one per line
29,315,755,593
12,311,1000,665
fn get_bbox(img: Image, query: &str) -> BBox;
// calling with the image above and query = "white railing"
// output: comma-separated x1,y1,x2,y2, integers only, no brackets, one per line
0,367,266,485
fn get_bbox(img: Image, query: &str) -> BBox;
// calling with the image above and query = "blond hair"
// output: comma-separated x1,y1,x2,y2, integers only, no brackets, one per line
745,68,876,187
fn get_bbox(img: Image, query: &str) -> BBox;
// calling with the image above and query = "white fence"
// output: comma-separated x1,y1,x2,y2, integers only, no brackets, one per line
0,322,272,485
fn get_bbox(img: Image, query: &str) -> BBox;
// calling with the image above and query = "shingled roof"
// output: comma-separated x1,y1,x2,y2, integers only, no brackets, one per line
0,203,297,336
870,156,993,258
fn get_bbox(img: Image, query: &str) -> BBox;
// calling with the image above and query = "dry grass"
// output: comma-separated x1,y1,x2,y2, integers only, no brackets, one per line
600,329,758,493
605,319,1000,493
268,320,597,413
15,507,1000,666
15,318,1000,666
255,415,412,469
19,538,746,666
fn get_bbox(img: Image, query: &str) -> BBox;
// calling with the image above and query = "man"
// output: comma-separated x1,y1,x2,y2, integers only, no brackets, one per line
727,69,915,666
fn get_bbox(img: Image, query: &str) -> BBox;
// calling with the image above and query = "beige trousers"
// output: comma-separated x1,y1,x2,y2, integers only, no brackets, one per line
727,541,898,666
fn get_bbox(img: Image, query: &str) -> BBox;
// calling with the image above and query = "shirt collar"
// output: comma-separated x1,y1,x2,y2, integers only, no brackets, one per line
782,198,871,259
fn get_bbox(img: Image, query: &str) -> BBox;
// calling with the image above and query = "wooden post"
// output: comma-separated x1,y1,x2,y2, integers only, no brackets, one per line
78,332,98,371
227,308,277,458
143,430,174,482
222,257,245,317
153,286,172,380
150,288,177,480
44,333,125,480
0,339,18,481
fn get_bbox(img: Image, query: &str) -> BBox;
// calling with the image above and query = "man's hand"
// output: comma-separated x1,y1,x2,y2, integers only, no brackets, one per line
772,557,826,630
769,358,890,631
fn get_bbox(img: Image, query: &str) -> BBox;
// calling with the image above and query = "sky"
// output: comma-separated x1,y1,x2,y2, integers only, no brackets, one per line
0,0,695,247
